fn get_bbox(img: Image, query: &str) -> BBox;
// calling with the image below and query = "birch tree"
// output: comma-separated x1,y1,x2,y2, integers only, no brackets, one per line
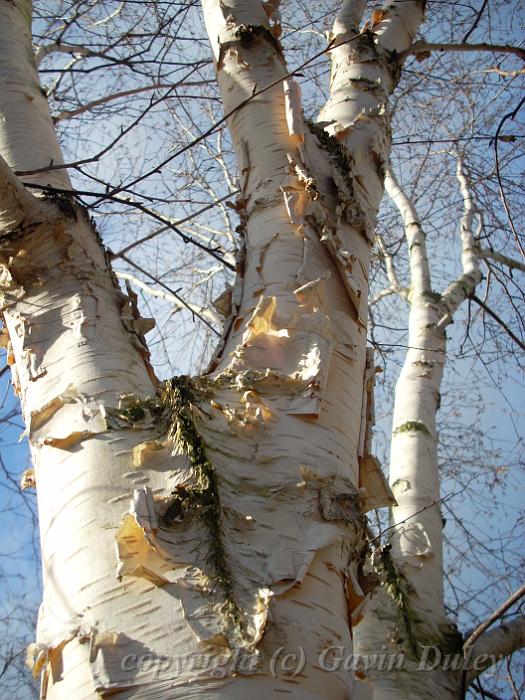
353,156,525,698
0,1,523,699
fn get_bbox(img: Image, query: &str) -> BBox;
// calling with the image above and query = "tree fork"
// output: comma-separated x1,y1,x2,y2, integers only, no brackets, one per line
0,0,432,698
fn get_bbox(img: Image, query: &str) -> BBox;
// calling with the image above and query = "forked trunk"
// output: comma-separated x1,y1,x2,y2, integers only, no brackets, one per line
0,1,423,698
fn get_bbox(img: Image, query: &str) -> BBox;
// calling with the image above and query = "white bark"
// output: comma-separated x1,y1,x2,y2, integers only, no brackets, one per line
200,1,424,698
438,157,482,328
384,168,430,296
0,3,69,191
333,0,367,36
0,154,50,230
1,0,424,698
385,166,445,623
353,182,453,700
1,5,202,699
353,159,484,699
1,2,250,698
465,616,525,685
478,247,525,273
199,2,372,696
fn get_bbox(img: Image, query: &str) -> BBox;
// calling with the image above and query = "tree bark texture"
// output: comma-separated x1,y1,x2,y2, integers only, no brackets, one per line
0,1,439,699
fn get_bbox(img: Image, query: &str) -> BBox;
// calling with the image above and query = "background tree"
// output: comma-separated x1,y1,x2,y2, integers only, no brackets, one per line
0,1,523,699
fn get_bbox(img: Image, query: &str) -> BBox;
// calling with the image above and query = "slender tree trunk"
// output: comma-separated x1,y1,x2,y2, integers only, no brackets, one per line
353,162,483,699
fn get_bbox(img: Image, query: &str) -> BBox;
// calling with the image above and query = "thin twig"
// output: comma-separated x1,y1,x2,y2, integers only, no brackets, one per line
471,680,504,700
492,95,525,259
462,0,489,42
111,189,239,260
21,182,235,270
98,31,359,201
118,254,221,335
471,295,525,352
400,40,525,62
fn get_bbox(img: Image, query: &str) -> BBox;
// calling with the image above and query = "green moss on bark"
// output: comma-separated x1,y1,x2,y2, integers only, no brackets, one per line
160,376,243,634
393,420,430,436
306,118,356,198
377,544,421,658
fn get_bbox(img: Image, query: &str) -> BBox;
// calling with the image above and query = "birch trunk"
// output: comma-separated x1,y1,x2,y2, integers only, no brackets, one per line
1,1,421,698
353,162,484,699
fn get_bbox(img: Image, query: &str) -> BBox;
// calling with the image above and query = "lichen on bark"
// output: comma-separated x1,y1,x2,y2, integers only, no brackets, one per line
159,376,244,635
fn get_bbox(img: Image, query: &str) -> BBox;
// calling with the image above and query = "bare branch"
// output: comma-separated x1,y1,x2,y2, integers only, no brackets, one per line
384,165,431,297
102,31,366,201
400,40,525,62
462,0,488,42
464,583,525,650
35,42,93,67
115,271,222,327
369,286,403,306
119,254,221,335
465,615,525,685
471,295,525,352
439,156,482,326
375,232,409,301
471,680,504,700
21,181,235,270
111,189,238,261
53,81,214,123
479,248,525,273
485,66,525,78
493,95,525,259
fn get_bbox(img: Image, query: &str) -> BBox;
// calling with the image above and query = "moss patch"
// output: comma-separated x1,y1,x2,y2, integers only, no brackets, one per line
160,376,243,634
306,118,356,198
376,544,420,658
422,290,442,303
393,420,430,437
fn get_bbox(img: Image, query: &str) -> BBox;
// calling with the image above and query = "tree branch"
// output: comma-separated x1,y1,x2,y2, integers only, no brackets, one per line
111,189,239,260
400,40,525,62
374,0,425,54
35,42,94,66
458,585,525,695
53,80,214,123
464,583,525,650
485,66,525,78
462,0,488,42
439,156,482,326
375,232,409,301
369,286,403,306
333,0,367,34
118,254,221,335
493,95,525,259
115,271,222,327
21,181,235,270
479,248,525,273
471,680,504,700
384,165,431,297
471,294,525,352
465,615,525,685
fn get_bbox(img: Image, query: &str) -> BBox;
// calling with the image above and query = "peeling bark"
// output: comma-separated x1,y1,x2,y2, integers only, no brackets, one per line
0,0,431,698
197,1,425,698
